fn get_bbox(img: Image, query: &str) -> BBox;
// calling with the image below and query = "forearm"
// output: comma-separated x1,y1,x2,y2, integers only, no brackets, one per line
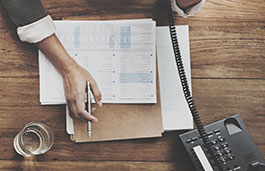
1,0,102,121
37,34,77,76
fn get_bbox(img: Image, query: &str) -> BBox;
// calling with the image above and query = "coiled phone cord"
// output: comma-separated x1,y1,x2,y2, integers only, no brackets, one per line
164,0,226,170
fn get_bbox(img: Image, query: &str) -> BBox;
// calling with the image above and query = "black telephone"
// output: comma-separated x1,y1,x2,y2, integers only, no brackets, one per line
163,0,265,170
180,114,265,171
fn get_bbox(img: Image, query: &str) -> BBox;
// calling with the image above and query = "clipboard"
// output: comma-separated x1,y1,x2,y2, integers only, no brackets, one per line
64,15,163,143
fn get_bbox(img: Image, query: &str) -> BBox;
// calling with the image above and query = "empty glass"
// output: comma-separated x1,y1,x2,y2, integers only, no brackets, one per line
13,122,54,157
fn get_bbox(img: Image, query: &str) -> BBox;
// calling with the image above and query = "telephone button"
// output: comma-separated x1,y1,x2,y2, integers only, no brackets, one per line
191,137,197,141
228,155,235,160
214,129,221,134
186,139,192,143
213,146,220,151
218,157,227,165
217,136,225,142
217,152,223,157
224,148,231,154
221,143,229,148
207,131,213,137
225,150,231,154
233,166,241,170
211,140,217,145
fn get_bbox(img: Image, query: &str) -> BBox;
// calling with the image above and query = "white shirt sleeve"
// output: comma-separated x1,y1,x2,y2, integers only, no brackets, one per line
17,15,56,43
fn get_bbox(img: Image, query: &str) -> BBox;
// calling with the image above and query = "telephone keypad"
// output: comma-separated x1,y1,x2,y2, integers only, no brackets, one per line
208,134,235,165
198,130,235,166
206,132,236,167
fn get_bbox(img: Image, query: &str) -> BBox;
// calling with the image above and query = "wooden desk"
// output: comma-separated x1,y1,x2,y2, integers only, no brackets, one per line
0,0,264,170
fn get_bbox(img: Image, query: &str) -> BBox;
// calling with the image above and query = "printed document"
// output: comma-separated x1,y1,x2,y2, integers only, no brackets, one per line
66,25,194,134
39,19,156,104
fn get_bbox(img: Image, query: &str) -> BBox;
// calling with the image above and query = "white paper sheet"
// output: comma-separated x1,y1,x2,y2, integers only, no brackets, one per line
67,25,194,134
39,19,156,104
156,26,193,131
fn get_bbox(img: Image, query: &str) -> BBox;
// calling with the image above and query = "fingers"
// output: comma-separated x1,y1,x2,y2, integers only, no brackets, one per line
63,67,102,122
79,110,98,122
90,80,103,107
68,98,98,122
67,99,81,120
76,96,98,122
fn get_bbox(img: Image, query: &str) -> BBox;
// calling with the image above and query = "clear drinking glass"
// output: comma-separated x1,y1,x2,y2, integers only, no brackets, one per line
13,122,54,157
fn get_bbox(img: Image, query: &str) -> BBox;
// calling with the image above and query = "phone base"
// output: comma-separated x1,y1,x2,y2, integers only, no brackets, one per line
179,114,265,171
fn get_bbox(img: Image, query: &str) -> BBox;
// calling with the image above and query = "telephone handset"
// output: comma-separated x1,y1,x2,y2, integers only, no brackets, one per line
163,0,265,170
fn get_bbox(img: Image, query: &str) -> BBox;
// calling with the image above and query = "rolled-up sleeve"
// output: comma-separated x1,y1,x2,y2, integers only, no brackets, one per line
1,0,56,43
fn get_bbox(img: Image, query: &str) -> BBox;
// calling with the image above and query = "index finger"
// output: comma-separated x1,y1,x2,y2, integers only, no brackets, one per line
90,81,103,107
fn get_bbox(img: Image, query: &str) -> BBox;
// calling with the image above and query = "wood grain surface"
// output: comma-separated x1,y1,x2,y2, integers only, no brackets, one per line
0,0,264,170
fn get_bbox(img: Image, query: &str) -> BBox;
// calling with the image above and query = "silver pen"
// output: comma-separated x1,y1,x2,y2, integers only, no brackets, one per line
86,82,92,137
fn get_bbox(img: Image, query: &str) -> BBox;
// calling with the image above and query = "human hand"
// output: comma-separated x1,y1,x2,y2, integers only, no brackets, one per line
37,34,102,122
62,63,102,122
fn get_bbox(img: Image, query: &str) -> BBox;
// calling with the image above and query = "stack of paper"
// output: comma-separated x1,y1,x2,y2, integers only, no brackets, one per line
156,26,193,131
38,19,193,142
39,19,157,105
65,25,194,135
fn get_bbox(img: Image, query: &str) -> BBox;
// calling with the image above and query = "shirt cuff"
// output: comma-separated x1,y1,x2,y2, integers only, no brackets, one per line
17,15,56,43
